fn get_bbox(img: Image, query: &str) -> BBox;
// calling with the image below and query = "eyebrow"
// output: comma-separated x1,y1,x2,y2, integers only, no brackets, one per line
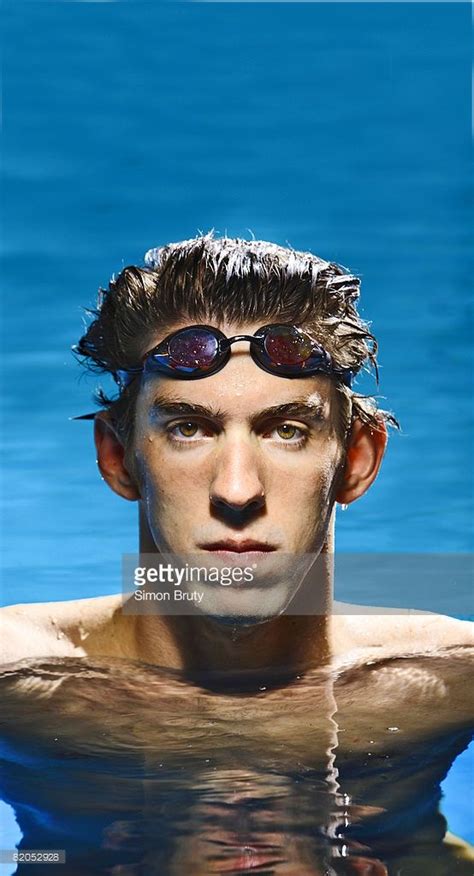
149,396,327,426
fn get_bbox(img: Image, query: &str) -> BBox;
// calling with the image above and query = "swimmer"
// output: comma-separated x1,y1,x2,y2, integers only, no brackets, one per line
1,234,472,874
1,233,471,671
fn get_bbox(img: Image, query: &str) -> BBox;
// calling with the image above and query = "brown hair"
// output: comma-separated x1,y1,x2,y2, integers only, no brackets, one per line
75,232,399,445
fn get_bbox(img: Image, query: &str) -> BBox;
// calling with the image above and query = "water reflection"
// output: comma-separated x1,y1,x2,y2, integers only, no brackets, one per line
0,649,472,875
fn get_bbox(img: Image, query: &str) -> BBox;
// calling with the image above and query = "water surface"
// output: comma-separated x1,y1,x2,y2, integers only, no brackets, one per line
1,648,472,874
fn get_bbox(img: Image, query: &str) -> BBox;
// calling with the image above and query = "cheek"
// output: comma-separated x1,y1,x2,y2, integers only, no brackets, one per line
270,439,343,503
266,442,343,547
134,439,208,517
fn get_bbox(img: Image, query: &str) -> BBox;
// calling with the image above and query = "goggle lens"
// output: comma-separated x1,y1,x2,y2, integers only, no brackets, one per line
263,326,314,367
167,328,219,371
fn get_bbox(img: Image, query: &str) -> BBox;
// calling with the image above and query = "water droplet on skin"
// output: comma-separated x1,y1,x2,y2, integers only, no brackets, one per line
387,726,399,732
51,617,63,636
78,624,89,642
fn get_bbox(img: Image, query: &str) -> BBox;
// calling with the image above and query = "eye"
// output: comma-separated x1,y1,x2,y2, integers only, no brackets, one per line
166,420,215,443
276,424,299,440
265,422,308,446
176,422,199,438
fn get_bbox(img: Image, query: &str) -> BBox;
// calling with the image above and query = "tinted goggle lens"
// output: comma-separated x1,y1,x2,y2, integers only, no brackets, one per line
263,326,314,367
167,328,219,371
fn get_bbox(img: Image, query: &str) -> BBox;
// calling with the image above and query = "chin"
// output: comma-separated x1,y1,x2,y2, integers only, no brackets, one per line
192,583,295,625
204,611,276,628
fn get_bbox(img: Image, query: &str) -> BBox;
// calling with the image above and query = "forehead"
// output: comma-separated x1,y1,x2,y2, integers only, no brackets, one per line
136,320,338,419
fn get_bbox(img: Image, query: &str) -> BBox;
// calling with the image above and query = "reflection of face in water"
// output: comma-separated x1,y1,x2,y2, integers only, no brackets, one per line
1,652,472,875
131,323,346,624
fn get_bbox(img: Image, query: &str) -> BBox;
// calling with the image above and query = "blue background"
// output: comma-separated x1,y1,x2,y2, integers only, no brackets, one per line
1,0,472,845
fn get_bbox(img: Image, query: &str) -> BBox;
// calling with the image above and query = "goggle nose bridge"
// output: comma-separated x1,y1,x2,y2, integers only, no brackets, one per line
216,332,266,352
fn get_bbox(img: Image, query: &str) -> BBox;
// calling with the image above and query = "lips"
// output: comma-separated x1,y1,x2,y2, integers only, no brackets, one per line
200,540,276,553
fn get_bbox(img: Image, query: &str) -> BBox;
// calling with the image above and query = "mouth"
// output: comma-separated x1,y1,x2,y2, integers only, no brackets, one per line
200,540,276,554
198,540,278,567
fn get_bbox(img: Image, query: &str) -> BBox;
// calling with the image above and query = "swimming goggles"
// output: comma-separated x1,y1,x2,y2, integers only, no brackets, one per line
72,324,353,420
114,324,353,390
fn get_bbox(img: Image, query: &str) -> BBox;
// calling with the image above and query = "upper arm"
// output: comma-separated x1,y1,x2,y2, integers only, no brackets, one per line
0,609,32,664
0,606,58,665
408,614,473,649
334,605,473,654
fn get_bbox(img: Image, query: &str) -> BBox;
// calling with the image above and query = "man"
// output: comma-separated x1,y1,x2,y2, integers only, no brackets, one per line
0,235,472,874
1,233,471,668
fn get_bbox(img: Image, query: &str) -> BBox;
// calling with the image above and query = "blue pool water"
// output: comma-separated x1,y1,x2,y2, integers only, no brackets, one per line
1,0,472,866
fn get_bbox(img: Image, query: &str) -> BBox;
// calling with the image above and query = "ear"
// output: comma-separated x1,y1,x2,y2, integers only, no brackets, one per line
335,418,387,506
94,411,140,501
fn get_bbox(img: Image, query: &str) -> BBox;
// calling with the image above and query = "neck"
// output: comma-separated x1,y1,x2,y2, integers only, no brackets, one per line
129,508,335,677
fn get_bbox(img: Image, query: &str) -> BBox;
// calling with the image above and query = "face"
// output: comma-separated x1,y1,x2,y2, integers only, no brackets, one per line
128,321,348,622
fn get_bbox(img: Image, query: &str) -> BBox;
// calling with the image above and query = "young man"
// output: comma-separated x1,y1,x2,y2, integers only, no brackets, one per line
1,235,472,874
1,233,471,670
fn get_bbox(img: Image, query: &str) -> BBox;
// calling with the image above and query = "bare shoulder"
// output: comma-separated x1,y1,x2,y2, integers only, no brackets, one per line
379,610,472,649
332,603,473,659
0,594,124,665
331,606,473,735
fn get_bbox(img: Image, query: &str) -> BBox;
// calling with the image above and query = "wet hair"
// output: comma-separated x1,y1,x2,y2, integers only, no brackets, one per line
75,232,399,446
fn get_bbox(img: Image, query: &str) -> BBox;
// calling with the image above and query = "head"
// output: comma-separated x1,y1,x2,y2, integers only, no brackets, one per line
76,234,398,621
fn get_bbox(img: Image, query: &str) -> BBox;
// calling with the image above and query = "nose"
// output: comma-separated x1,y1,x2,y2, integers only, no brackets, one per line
209,435,265,523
